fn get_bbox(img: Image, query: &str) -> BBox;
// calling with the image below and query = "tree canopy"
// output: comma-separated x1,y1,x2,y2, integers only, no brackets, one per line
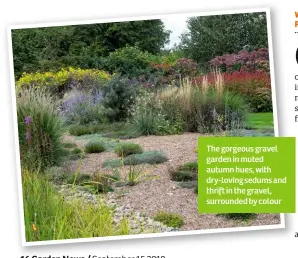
12,20,170,78
179,12,268,68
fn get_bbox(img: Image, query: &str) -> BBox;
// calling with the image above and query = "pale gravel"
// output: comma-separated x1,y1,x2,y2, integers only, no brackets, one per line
63,133,281,231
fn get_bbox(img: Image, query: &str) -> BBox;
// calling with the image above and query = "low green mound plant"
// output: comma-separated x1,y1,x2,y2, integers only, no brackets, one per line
170,161,198,182
76,135,119,151
218,213,256,220
103,159,122,168
62,142,77,148
84,141,105,153
182,162,198,171
153,211,184,228
177,181,197,189
172,171,196,181
127,151,168,165
103,151,168,168
115,142,143,157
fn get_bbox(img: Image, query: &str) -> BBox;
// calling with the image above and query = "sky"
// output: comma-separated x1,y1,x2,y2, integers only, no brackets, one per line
161,14,190,49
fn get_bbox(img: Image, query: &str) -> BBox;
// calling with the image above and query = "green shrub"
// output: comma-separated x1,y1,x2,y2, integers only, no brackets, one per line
17,88,65,170
126,151,168,165
218,213,256,220
62,142,77,148
173,58,198,79
103,151,168,168
115,142,143,157
130,91,183,135
172,171,196,182
177,181,197,189
104,46,152,77
182,162,198,171
246,88,273,112
156,76,248,133
22,170,129,241
102,75,141,121
170,161,198,182
153,211,184,228
84,141,105,153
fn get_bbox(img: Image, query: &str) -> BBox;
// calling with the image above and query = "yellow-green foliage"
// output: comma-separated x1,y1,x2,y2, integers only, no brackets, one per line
23,170,130,241
16,67,111,91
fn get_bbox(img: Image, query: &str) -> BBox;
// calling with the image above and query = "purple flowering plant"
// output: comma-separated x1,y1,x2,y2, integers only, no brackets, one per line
60,89,105,124
25,116,32,125
25,116,32,144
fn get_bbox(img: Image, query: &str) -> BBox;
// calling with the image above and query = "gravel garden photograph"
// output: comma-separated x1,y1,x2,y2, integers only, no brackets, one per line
9,10,281,243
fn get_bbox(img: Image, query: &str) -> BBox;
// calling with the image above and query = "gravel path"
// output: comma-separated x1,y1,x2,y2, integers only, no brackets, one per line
63,133,281,231
57,184,178,234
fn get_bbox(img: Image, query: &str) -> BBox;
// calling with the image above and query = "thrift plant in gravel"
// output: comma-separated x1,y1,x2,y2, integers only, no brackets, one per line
84,141,106,153
115,142,143,157
217,213,256,220
153,211,184,228
103,151,168,168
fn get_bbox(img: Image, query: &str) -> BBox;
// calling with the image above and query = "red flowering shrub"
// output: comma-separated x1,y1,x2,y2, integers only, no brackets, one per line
151,63,173,73
223,71,271,94
141,58,199,87
138,62,177,88
193,71,272,112
194,71,270,92
174,58,198,78
209,48,269,72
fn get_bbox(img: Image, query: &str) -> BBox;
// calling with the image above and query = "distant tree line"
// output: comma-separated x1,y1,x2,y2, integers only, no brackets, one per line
178,12,268,68
12,20,170,78
12,12,269,78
